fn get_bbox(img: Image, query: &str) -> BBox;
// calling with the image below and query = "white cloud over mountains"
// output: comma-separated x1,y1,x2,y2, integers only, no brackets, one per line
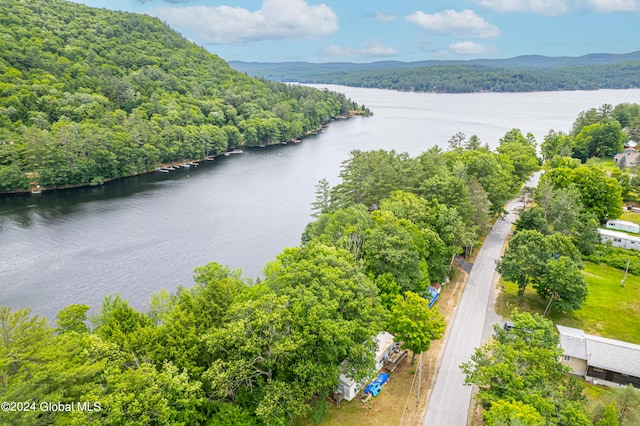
448,41,498,55
406,9,500,39
148,0,338,44
324,40,398,58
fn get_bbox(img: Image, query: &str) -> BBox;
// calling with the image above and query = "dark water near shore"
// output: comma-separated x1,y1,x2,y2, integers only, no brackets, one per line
2,85,639,319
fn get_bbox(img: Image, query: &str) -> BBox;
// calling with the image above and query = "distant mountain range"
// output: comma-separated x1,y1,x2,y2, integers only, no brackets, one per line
230,51,640,93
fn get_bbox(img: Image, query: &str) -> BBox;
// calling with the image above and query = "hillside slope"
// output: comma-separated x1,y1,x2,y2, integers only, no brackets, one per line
0,0,365,193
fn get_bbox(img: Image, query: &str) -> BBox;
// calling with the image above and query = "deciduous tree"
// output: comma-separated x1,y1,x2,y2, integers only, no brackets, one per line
496,230,550,304
387,292,446,364
460,311,590,425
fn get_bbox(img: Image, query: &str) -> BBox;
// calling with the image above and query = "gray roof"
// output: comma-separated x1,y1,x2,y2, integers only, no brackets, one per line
586,334,640,377
614,150,640,166
557,325,640,377
598,228,640,243
557,325,587,359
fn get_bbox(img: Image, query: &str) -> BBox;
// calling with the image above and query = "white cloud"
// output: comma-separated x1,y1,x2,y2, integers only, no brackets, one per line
474,0,640,15
374,12,396,22
136,0,190,3
448,41,498,55
581,0,640,12
473,0,570,15
406,9,500,39
324,40,398,58
147,0,338,44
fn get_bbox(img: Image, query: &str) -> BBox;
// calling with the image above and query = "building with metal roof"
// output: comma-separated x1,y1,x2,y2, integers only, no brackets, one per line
557,325,640,387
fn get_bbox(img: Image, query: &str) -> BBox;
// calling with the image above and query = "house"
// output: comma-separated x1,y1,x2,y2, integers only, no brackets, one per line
557,325,640,387
598,228,640,251
614,147,640,168
605,219,640,234
336,331,398,402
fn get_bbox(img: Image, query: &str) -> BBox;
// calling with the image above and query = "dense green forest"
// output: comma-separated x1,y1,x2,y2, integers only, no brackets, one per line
5,99,640,423
0,127,537,424
541,102,640,161
0,0,368,193
231,53,640,93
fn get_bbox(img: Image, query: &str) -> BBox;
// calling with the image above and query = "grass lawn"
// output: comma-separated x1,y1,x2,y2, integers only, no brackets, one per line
299,356,423,426
496,262,640,344
591,157,618,173
590,157,618,172
619,210,640,226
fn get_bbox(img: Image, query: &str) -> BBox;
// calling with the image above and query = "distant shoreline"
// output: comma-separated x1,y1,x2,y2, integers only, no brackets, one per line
1,115,367,197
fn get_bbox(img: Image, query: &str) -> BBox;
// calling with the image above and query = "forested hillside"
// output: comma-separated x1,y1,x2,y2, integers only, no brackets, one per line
231,53,640,93
0,0,367,193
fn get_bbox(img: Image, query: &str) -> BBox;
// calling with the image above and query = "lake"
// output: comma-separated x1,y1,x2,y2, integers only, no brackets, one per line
2,85,639,320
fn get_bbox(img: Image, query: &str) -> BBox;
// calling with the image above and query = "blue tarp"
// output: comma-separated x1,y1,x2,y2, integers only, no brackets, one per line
364,373,390,396
426,287,440,308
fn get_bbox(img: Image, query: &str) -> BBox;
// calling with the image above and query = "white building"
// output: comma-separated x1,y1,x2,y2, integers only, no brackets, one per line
598,228,640,251
605,219,640,234
336,331,397,401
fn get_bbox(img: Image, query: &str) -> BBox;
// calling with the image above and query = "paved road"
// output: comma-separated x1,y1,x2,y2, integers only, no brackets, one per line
423,172,541,426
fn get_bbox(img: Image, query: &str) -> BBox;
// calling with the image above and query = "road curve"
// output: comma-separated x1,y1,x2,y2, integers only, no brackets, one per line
422,172,541,426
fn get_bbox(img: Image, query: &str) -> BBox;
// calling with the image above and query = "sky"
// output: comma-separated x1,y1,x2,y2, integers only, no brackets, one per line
70,0,640,63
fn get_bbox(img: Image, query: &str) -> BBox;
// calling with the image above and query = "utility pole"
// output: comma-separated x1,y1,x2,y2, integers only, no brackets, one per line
416,353,422,406
621,257,630,287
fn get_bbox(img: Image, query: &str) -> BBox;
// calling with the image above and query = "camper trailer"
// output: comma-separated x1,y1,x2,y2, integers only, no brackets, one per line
605,219,640,234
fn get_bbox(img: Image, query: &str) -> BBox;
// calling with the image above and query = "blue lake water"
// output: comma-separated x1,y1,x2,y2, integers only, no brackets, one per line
2,85,639,319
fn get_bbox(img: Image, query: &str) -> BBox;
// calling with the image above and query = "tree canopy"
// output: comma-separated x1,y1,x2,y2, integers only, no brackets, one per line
0,0,368,193
460,311,591,425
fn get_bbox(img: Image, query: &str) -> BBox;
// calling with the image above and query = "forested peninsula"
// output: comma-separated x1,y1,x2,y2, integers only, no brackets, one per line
0,0,368,194
231,52,640,93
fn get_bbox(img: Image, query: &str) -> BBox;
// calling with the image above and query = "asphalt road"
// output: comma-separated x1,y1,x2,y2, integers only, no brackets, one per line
422,172,541,426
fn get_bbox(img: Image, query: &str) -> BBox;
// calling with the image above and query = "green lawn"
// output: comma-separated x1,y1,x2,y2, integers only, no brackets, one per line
619,211,640,226
590,157,618,172
497,262,640,344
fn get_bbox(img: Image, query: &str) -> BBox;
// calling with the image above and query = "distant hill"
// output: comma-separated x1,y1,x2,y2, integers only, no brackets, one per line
0,0,366,193
230,51,640,93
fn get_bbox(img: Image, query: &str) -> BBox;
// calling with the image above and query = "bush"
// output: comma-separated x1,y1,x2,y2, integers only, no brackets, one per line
584,245,640,275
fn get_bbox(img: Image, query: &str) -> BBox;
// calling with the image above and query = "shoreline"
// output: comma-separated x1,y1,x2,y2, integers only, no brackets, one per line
0,117,363,197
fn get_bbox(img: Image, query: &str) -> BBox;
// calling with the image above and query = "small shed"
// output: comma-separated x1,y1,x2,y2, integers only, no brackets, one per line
336,332,398,402
374,331,397,370
605,219,640,234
